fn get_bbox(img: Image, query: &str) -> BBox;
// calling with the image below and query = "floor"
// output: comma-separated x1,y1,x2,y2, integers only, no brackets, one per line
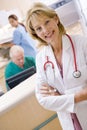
0,21,84,92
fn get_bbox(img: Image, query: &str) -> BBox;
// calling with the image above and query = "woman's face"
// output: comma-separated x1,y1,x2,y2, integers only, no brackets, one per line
31,14,59,44
9,18,18,27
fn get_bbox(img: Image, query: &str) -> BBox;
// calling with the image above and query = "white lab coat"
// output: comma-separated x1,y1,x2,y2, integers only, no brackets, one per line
36,35,87,130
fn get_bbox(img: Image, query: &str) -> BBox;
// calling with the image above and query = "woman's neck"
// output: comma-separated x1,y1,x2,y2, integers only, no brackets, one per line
51,34,63,66
52,35,62,54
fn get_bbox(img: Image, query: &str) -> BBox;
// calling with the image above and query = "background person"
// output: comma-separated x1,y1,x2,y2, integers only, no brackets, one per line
5,45,36,91
26,2,87,130
8,14,37,57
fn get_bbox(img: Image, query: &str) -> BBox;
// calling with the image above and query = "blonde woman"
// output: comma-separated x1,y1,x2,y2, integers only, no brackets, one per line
26,2,87,130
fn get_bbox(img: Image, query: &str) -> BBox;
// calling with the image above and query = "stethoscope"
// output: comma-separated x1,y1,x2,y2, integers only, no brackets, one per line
43,34,81,78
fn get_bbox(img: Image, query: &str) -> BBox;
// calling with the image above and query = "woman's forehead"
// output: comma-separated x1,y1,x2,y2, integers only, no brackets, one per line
32,12,49,20
9,18,14,21
31,13,50,27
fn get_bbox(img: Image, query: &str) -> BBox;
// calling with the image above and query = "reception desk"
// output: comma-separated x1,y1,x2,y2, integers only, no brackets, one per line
0,25,14,48
0,74,62,130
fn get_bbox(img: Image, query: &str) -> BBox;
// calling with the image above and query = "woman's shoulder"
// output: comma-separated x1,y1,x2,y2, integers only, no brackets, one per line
36,45,49,58
14,24,24,31
14,27,20,34
71,34,87,42
69,34,87,47
70,34,87,54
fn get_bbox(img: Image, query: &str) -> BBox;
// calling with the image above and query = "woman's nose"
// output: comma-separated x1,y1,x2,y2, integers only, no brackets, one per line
42,26,48,33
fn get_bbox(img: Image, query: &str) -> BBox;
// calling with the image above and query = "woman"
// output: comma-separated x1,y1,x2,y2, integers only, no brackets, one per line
8,14,37,57
26,2,87,130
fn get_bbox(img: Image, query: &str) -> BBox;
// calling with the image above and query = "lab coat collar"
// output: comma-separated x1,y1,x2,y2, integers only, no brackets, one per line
44,44,65,88
44,34,72,87
62,34,72,80
62,34,71,51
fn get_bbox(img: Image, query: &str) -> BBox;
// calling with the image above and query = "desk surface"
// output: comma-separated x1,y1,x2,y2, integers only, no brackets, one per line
0,37,13,44
0,41,13,48
0,73,36,115
0,25,14,47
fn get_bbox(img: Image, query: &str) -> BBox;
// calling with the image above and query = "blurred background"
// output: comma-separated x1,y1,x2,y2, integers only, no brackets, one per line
0,1,87,130
0,0,87,92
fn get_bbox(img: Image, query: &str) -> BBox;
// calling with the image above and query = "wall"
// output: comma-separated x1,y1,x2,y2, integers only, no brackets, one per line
0,0,38,16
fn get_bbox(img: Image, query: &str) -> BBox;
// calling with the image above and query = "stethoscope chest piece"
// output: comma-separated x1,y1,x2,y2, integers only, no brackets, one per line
73,70,81,78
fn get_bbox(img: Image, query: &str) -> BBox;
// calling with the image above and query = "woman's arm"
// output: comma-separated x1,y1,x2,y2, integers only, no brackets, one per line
40,83,60,96
13,31,21,45
40,84,87,104
36,52,75,113
74,86,87,103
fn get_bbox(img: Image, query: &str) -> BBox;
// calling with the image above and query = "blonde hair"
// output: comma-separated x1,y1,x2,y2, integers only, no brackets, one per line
10,45,24,59
26,2,66,48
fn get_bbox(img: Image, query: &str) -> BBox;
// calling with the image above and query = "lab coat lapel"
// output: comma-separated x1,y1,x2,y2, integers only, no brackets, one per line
62,35,72,79
45,45,64,86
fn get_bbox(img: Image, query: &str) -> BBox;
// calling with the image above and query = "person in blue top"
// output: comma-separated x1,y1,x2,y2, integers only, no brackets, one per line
5,45,36,91
8,14,37,57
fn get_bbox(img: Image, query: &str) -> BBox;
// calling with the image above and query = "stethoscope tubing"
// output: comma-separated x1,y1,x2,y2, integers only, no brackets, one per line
43,34,81,78
44,56,54,71
66,34,81,78
66,34,77,71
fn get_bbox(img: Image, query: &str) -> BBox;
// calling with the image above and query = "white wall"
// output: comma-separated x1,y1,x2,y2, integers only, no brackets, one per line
74,0,87,34
0,0,37,16
0,0,39,27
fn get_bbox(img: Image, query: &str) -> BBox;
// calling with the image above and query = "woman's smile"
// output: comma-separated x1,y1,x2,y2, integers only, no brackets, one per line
45,30,55,40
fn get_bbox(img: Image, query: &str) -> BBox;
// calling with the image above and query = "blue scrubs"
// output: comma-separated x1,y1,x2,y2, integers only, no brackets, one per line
13,24,37,57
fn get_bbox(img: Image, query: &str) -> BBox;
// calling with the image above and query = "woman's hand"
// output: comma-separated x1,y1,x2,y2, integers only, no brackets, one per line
40,83,61,97
75,86,87,103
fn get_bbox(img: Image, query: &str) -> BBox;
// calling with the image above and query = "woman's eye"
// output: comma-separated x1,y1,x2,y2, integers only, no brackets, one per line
36,27,42,32
45,20,50,25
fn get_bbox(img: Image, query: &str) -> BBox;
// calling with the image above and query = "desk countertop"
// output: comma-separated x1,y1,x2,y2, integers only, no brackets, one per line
0,74,36,115
0,26,14,45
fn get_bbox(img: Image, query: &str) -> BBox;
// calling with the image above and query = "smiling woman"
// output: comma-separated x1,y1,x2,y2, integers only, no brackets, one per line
26,3,65,48
26,2,87,130
31,15,59,45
